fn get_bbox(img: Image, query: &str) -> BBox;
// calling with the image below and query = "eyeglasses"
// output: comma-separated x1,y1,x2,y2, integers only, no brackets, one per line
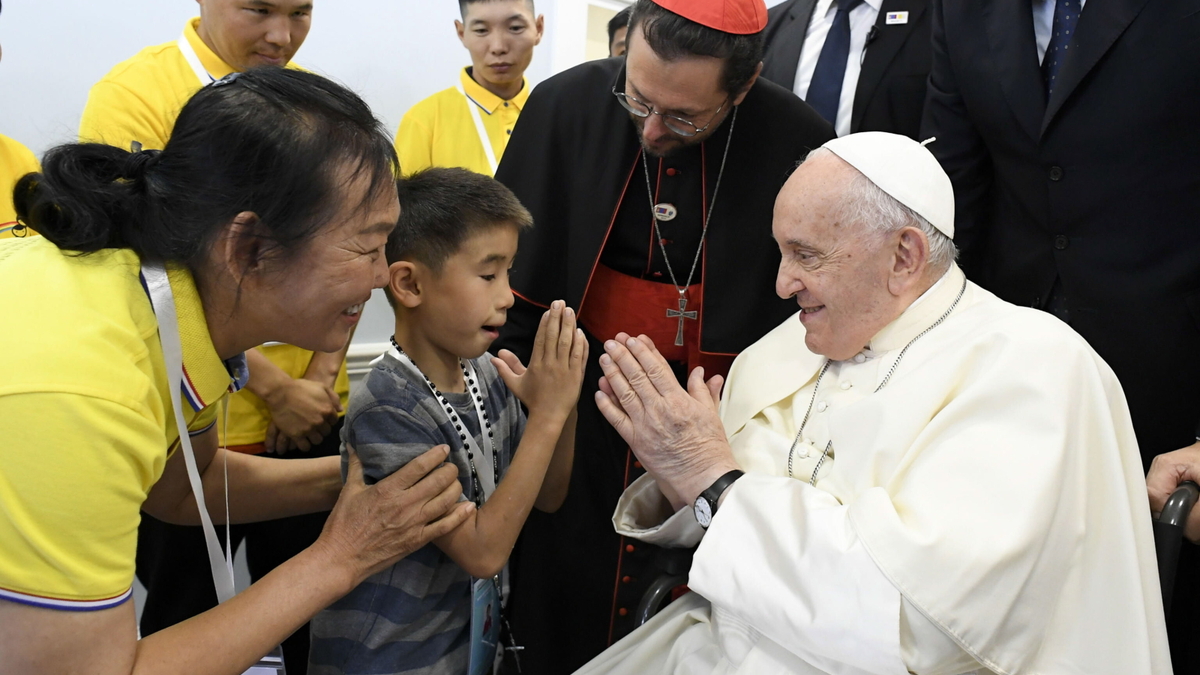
611,86,728,137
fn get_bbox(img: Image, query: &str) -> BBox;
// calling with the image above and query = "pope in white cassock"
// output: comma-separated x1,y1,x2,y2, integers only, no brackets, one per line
577,132,1171,675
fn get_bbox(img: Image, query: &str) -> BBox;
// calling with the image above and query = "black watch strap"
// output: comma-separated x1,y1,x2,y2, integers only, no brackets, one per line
701,469,744,515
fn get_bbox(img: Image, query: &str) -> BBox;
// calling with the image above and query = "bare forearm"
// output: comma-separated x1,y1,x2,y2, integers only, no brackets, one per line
0,545,353,675
132,545,353,675
535,407,576,512
184,450,341,524
243,348,291,399
437,411,567,576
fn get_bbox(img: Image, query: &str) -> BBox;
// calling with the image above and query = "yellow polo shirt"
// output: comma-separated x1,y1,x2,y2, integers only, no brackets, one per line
0,236,239,609
0,134,40,239
395,67,530,177
80,18,348,448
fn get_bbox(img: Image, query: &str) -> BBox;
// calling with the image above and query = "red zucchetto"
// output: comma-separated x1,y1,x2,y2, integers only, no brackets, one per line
649,0,769,34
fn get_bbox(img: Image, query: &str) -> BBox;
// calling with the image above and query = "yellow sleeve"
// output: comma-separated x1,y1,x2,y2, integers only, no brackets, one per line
395,111,435,177
0,139,40,238
79,80,171,151
0,393,165,609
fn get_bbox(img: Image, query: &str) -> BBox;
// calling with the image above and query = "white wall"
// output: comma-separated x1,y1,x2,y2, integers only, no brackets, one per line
0,0,566,351
0,0,784,355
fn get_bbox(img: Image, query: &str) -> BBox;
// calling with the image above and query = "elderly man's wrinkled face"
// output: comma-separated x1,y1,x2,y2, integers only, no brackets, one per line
772,154,904,361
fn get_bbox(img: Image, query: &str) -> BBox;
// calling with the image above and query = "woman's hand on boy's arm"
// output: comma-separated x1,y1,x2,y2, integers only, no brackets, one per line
492,300,587,423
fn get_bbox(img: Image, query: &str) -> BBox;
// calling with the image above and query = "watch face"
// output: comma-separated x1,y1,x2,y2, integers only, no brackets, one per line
694,497,713,528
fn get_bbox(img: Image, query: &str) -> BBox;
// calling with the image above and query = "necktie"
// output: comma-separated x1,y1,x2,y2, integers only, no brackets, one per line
1042,0,1081,96
806,0,866,126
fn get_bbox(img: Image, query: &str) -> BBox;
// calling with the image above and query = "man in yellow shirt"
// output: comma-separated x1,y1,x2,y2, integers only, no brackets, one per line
79,3,342,672
0,1,39,238
394,0,543,177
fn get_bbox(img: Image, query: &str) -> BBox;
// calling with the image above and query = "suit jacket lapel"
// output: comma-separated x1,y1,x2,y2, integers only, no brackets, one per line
1042,0,1150,135
762,0,820,89
851,0,930,132
982,0,1045,143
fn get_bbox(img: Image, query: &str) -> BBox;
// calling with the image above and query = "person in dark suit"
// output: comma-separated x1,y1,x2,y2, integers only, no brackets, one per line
760,0,931,137
920,0,1200,670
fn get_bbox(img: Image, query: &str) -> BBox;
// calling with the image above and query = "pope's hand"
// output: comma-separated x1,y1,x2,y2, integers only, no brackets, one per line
1147,441,1200,543
594,333,739,511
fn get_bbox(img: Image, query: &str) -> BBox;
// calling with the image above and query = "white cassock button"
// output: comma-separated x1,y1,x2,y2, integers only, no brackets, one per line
816,401,828,412
840,381,852,390
853,353,867,364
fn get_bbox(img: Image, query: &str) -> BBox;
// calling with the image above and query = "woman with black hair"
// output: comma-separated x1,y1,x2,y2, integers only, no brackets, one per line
0,67,474,675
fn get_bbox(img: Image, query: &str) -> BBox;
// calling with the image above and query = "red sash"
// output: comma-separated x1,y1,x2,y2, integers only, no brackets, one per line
580,264,734,380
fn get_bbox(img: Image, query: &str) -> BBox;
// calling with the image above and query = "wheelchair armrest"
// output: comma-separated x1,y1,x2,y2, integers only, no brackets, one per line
636,573,689,627
1154,480,1199,617
634,547,696,627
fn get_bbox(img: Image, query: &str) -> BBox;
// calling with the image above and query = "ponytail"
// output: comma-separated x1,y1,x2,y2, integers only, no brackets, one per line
14,144,164,254
14,67,397,267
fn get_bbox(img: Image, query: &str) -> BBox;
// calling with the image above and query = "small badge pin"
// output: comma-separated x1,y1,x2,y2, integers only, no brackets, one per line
885,11,909,24
654,203,678,222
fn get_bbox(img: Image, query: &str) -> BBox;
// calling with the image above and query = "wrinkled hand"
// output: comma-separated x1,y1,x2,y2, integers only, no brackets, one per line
493,300,588,422
1147,441,1200,543
264,377,342,453
316,444,474,585
595,333,737,510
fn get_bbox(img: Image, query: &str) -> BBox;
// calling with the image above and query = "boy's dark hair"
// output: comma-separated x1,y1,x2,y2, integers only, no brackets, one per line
458,0,536,18
608,6,632,44
16,68,396,268
628,0,764,96
385,168,533,307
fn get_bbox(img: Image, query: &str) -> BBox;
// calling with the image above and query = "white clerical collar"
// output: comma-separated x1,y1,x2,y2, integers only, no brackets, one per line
862,264,961,355
816,0,882,18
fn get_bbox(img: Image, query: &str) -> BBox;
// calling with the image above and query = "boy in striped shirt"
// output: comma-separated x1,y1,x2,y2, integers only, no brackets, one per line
310,168,586,675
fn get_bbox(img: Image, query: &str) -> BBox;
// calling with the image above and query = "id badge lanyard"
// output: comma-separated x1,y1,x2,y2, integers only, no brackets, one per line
456,85,500,176
178,32,217,85
143,261,286,675
389,347,507,674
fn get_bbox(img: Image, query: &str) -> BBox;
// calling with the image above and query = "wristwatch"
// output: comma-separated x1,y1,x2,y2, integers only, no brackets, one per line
694,469,745,529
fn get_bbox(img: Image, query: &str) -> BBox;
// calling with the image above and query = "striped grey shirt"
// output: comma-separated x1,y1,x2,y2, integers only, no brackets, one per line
309,351,525,675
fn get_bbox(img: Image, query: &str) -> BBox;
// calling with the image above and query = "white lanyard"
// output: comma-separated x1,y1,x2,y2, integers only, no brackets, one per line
177,33,217,86
389,347,497,499
456,85,499,176
142,261,236,604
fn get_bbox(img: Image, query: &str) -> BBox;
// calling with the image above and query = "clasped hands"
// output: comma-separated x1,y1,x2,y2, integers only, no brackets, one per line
594,332,740,511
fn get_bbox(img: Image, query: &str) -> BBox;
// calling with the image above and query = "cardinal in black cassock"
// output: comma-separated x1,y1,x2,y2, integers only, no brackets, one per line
493,1,834,671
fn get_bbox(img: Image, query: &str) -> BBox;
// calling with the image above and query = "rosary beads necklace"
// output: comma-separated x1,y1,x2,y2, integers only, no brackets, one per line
642,106,738,347
389,336,497,506
788,277,968,486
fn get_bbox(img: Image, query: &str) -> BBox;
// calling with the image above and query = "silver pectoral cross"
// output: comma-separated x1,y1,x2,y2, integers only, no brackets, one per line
666,296,698,347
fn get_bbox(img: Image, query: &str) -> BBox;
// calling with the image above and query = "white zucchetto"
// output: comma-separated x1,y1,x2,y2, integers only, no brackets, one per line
822,132,956,239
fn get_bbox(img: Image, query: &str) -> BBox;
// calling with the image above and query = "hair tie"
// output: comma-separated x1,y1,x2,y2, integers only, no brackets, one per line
212,72,243,88
119,149,162,181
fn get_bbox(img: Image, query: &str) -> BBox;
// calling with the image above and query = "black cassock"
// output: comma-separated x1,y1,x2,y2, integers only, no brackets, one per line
493,56,833,674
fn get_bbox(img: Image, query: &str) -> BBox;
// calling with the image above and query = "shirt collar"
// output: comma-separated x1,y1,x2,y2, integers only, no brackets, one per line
165,265,249,411
817,0,882,17
865,264,964,354
459,66,530,114
184,17,240,81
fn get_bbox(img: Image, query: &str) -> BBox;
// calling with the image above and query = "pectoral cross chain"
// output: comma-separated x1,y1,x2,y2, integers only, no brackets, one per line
666,296,698,347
